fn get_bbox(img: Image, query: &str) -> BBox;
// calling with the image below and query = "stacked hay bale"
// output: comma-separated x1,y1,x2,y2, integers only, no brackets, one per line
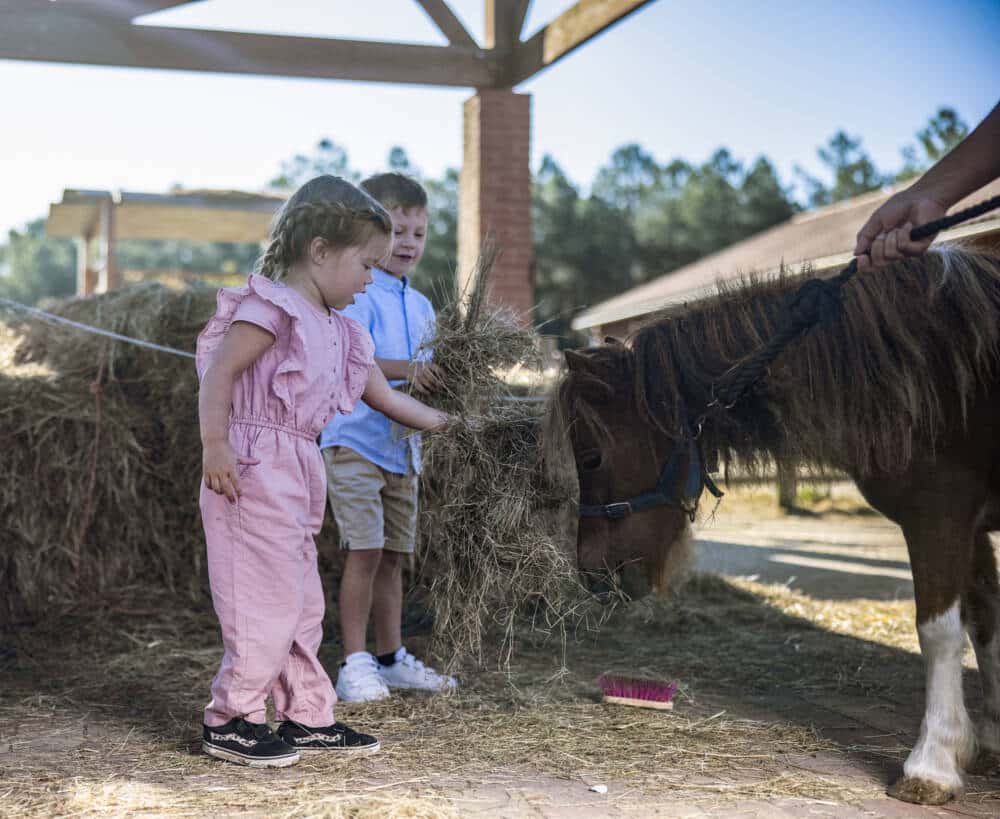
0,286,218,621
1,258,587,667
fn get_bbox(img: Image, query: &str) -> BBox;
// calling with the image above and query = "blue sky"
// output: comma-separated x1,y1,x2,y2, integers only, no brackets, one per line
1,0,998,236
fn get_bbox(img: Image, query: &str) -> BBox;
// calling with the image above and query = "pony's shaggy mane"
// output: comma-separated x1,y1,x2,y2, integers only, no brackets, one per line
557,245,1000,478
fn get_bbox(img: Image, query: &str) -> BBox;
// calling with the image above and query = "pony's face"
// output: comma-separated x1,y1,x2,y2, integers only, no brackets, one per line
559,347,691,602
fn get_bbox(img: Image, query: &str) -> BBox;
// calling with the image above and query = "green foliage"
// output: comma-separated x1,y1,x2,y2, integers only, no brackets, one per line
0,107,970,341
115,239,261,280
268,137,357,190
797,131,886,207
595,148,796,293
0,219,76,305
388,145,418,176
414,167,459,309
592,143,662,214
534,156,639,343
897,108,969,182
917,107,969,163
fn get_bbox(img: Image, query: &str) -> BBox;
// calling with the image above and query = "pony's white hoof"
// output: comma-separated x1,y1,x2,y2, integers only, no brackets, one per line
887,775,958,805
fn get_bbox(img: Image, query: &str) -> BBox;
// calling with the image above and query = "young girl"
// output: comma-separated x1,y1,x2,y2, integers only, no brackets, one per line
196,175,448,768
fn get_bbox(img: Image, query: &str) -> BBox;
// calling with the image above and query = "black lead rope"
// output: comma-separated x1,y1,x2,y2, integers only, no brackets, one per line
703,194,1000,421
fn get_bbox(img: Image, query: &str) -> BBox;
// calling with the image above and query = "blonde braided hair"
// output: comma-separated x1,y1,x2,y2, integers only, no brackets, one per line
257,175,392,281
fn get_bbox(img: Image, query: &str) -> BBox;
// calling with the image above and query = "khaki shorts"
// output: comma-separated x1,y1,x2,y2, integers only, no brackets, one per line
323,446,418,554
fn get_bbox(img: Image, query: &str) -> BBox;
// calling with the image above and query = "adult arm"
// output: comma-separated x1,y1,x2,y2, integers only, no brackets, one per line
855,100,1000,272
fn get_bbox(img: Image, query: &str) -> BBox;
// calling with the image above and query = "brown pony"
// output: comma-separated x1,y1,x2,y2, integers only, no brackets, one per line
551,245,1000,805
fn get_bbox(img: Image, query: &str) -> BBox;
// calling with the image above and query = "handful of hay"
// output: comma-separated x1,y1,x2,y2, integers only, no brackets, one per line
415,248,591,667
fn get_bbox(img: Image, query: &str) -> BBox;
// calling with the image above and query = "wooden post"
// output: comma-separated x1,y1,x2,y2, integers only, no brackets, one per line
777,461,798,510
485,0,529,53
96,197,119,293
75,235,93,296
458,89,534,321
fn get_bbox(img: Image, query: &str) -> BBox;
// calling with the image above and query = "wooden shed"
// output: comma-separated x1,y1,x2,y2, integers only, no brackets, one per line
46,188,285,294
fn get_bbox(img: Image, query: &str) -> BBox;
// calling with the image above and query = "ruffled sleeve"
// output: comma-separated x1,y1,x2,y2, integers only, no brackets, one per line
195,274,308,413
336,315,376,415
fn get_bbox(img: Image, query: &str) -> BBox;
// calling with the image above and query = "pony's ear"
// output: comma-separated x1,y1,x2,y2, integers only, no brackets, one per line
565,349,614,401
564,349,590,373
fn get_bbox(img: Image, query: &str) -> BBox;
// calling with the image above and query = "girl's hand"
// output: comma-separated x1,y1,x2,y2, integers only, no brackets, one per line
362,365,451,431
431,409,453,429
203,441,260,502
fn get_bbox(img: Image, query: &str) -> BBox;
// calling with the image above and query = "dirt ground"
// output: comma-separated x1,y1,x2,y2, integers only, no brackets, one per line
2,485,999,817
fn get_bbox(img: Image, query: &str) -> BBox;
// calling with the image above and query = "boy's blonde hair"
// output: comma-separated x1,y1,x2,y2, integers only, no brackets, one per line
257,175,392,281
360,172,428,212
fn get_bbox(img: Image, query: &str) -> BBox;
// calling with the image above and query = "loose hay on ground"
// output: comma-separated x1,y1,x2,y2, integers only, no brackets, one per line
7,573,950,817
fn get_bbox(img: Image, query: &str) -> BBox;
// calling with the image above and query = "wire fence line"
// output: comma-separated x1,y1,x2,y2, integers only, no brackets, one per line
0,296,197,359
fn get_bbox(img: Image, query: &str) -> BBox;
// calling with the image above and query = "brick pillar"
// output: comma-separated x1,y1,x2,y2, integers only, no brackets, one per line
458,90,534,321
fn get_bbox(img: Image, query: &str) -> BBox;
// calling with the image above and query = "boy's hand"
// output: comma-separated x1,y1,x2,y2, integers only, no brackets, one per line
203,441,260,502
409,361,445,395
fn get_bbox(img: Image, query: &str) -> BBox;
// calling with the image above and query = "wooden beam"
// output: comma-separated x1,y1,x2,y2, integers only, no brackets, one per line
507,0,655,85
127,1,205,16
485,0,524,52
26,1,204,20
413,0,478,49
513,1,533,38
0,7,495,87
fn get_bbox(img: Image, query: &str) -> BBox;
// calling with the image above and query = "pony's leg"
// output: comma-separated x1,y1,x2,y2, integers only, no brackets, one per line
888,508,978,805
964,532,1000,768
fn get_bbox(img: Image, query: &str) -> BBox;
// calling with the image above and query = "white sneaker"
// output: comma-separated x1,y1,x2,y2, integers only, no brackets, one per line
377,647,457,692
335,653,391,703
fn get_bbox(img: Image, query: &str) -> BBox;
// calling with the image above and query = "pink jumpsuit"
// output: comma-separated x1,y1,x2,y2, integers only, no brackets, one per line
196,274,374,727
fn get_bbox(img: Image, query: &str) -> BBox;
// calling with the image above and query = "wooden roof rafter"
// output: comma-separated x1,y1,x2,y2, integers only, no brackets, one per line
414,0,478,49
0,0,656,89
506,0,655,86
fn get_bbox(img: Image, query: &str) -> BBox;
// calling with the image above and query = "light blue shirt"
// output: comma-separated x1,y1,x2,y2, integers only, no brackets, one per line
319,268,436,474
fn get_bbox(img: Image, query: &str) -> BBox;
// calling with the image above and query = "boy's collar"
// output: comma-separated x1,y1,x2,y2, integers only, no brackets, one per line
373,268,408,290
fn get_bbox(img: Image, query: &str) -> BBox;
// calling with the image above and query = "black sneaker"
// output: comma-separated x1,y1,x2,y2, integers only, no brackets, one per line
277,720,381,755
202,718,300,767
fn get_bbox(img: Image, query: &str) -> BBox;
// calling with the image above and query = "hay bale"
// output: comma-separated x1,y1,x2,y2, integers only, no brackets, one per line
0,285,217,621
1,256,587,670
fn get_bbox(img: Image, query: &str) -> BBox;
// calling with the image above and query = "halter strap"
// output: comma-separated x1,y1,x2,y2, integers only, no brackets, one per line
578,430,723,522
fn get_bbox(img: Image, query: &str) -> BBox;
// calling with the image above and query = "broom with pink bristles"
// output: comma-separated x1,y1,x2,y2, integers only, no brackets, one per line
597,675,679,711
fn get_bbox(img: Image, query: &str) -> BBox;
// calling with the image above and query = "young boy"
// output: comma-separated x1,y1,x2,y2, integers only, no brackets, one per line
320,172,456,702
